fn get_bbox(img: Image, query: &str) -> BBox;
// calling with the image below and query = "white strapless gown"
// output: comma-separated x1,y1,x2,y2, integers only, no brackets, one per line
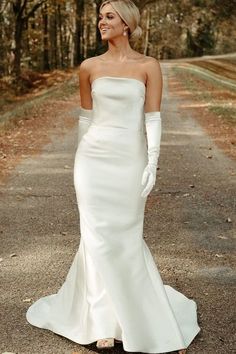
26,77,200,353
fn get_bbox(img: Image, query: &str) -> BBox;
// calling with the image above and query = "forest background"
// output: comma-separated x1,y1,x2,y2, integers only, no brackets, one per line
0,0,235,80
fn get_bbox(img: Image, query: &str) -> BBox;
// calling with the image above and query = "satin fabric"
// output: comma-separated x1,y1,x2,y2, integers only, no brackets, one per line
26,77,200,353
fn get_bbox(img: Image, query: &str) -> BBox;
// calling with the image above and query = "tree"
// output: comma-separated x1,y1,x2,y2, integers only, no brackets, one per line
42,2,49,71
0,0,235,80
12,0,46,76
135,0,157,11
74,0,84,65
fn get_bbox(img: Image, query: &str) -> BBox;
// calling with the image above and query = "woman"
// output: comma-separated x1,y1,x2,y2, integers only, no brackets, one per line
26,1,200,353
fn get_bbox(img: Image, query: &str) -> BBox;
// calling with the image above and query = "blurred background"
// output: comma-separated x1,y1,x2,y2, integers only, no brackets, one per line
0,0,235,77
0,0,235,164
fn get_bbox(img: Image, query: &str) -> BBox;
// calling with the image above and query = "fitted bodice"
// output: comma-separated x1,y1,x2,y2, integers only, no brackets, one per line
90,77,146,132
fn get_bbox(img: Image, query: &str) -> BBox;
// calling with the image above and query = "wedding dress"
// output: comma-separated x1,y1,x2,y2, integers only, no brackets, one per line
26,76,200,353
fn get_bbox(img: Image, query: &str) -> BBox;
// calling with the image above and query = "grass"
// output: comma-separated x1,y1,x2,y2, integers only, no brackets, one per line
0,72,79,131
174,65,236,92
208,105,236,123
187,58,236,81
172,66,236,125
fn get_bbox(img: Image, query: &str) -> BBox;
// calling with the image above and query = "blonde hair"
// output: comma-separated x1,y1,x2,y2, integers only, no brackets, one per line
100,0,142,42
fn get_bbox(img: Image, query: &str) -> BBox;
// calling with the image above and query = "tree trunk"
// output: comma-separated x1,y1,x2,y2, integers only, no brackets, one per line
0,12,5,76
12,0,46,76
13,16,24,76
42,3,50,71
74,0,84,65
58,4,64,68
50,10,57,69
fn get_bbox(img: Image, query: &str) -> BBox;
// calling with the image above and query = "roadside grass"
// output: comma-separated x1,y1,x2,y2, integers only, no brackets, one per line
0,70,79,131
172,65,236,125
186,57,236,81
209,105,236,123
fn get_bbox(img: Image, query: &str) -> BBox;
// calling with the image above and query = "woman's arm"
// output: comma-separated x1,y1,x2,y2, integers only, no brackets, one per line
77,59,93,145
144,57,163,112
141,57,163,198
79,58,93,110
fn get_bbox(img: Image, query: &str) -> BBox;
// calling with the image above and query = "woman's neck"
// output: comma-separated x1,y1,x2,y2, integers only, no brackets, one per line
105,39,134,61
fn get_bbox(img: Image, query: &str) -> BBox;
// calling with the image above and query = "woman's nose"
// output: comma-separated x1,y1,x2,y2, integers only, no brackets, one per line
99,18,107,26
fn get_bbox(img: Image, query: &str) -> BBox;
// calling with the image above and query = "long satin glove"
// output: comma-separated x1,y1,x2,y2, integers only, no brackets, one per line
141,111,162,198
78,107,93,145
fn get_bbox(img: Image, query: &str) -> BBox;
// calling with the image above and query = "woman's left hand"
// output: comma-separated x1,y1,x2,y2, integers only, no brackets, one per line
141,163,157,198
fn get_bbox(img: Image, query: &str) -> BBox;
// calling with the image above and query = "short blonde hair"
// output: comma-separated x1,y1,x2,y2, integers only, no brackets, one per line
100,0,142,42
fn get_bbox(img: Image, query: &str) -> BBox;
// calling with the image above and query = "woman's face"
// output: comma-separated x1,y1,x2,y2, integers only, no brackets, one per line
98,3,127,41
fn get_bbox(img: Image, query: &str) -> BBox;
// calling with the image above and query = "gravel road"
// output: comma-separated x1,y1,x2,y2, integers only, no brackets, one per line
0,63,235,354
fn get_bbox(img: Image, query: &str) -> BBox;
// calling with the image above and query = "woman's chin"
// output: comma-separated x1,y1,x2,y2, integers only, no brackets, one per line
101,34,109,40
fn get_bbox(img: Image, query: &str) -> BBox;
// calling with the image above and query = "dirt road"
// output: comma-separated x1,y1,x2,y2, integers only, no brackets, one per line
0,63,235,354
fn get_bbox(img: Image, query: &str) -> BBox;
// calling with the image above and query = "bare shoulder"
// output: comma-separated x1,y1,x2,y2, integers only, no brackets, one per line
143,56,162,82
79,56,97,73
79,57,101,84
144,55,161,70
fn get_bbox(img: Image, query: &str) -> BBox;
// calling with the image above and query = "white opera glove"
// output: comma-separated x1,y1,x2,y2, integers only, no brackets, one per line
78,107,93,145
141,111,162,198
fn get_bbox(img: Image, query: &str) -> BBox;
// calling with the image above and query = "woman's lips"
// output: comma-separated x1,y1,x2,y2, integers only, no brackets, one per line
101,28,109,33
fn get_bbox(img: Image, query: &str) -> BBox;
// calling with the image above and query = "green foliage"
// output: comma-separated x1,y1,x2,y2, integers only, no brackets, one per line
186,19,215,57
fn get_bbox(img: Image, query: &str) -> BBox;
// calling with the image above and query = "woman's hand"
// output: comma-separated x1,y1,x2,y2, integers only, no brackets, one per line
141,163,157,198
140,111,162,198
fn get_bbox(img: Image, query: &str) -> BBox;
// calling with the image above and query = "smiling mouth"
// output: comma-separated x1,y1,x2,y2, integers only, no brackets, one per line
101,28,109,33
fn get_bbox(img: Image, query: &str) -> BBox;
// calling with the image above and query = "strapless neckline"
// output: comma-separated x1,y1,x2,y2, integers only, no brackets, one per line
91,76,146,89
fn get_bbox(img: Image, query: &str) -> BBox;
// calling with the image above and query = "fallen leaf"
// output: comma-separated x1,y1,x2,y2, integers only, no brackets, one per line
10,253,17,258
23,298,32,302
217,235,228,240
226,217,232,223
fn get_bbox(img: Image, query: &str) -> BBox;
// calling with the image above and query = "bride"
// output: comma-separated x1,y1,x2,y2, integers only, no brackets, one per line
26,1,200,353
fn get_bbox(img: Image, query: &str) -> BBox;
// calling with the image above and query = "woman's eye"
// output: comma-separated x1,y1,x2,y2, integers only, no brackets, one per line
98,16,114,20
